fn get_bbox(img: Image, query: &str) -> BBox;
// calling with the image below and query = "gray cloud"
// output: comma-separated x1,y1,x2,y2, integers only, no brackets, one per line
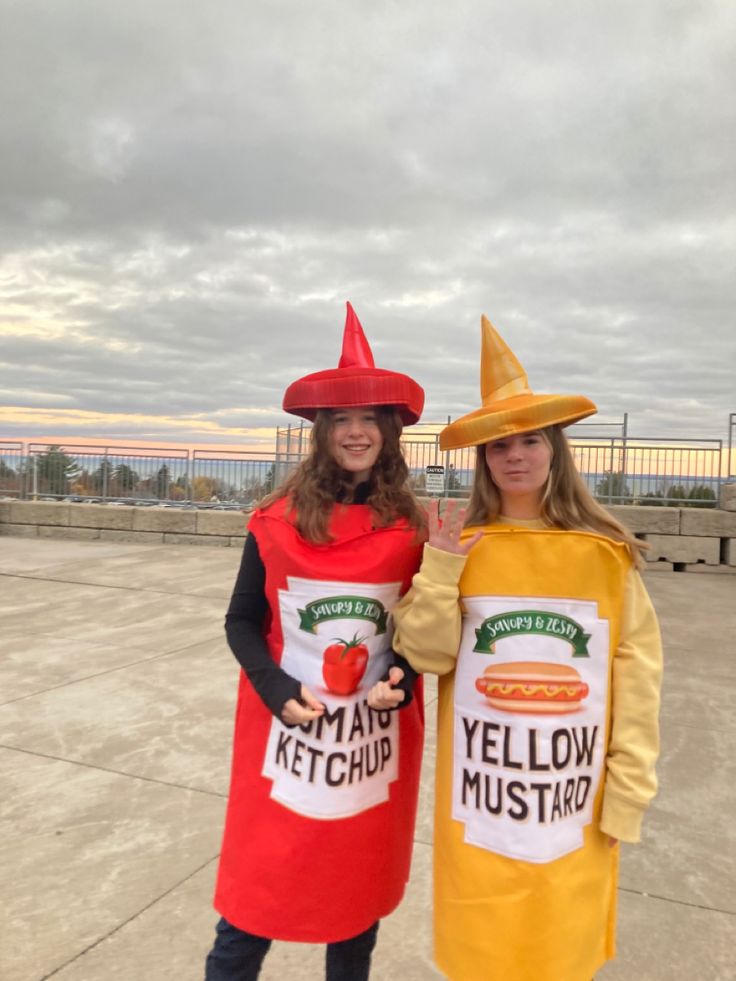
1,0,734,447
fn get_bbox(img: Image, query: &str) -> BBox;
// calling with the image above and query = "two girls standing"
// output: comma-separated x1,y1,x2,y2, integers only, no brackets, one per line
207,307,662,981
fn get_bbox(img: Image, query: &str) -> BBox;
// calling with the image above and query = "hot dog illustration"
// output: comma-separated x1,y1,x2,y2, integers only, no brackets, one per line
475,661,589,715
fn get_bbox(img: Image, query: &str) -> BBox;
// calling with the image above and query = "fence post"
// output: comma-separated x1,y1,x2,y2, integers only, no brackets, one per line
608,439,615,504
102,449,109,502
621,412,628,502
443,414,451,497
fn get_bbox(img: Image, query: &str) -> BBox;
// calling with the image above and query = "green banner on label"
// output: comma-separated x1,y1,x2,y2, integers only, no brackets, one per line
298,595,389,634
473,609,591,657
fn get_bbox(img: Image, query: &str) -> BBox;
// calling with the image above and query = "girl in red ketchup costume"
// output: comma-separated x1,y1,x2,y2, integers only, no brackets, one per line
205,303,426,981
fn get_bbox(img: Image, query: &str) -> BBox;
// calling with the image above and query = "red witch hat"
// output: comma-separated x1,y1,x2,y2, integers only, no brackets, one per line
282,302,425,425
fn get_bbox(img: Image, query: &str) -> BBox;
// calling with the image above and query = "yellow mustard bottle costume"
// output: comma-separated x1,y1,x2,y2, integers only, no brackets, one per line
394,522,662,981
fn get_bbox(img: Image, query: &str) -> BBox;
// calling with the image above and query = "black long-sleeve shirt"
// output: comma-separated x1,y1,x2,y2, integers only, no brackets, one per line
224,496,419,720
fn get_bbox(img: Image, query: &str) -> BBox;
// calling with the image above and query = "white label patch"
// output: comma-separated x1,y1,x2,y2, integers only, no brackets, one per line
452,595,609,863
263,576,401,819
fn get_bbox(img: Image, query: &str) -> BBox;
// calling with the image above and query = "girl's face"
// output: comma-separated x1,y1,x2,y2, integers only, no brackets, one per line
484,430,552,514
328,406,384,484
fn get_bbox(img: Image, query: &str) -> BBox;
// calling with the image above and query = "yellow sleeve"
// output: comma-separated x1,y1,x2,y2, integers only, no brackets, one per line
600,568,663,843
392,544,467,675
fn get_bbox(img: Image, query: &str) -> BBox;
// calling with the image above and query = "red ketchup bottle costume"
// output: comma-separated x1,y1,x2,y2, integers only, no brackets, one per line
213,304,426,944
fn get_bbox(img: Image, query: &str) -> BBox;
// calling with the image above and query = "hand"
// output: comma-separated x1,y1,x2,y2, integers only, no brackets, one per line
608,836,619,848
427,499,483,555
367,667,406,710
281,684,325,726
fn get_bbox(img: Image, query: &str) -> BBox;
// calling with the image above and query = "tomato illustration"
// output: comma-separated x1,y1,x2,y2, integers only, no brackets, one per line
322,634,370,694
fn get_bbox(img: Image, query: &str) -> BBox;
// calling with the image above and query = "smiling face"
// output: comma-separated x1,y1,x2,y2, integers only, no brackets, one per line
484,430,553,518
328,406,384,484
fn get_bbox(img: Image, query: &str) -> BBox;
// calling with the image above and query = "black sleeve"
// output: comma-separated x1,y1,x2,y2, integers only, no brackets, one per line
383,650,420,709
224,532,302,721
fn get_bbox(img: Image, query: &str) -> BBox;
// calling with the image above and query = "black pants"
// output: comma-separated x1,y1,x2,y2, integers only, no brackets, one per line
205,916,379,981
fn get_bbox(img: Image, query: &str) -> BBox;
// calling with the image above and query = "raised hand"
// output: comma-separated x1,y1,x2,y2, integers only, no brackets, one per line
427,499,483,555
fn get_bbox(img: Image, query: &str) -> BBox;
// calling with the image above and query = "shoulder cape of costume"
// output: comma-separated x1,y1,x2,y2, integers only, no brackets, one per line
435,524,630,981
214,496,424,943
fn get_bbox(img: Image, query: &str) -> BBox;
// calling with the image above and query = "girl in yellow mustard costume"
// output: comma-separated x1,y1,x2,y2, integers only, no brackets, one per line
371,317,662,981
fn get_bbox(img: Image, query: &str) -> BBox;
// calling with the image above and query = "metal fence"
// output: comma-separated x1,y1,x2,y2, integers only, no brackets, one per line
0,415,731,508
276,417,724,506
0,442,281,508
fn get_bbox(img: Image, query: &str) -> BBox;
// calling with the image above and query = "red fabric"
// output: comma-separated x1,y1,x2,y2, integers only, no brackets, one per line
214,498,424,942
282,366,424,424
339,301,375,368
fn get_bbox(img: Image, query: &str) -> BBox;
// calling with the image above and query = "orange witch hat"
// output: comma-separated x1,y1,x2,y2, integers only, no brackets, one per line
282,302,425,425
439,316,597,450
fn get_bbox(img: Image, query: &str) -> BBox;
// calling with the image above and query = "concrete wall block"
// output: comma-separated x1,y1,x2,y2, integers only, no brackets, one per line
0,524,39,537
163,533,231,547
68,503,135,530
0,500,12,522
132,508,197,533
683,563,736,575
196,509,249,537
99,529,165,544
719,482,736,511
679,508,736,537
8,501,70,526
641,561,674,573
229,536,247,548
644,534,720,565
38,525,101,541
724,539,736,566
606,505,680,534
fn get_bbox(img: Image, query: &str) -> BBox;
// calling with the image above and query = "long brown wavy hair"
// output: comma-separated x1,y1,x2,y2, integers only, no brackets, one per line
263,407,426,544
463,425,646,566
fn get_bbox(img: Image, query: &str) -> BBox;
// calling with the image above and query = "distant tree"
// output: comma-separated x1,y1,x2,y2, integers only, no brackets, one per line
642,483,717,508
192,475,219,501
595,471,632,504
0,458,19,495
686,484,717,508
153,464,171,499
112,464,140,494
30,446,79,496
90,460,115,494
640,490,664,507
447,464,463,495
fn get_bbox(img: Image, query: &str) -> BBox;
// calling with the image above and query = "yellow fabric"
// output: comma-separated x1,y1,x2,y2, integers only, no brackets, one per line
600,570,662,840
394,525,662,981
480,315,531,404
439,315,596,450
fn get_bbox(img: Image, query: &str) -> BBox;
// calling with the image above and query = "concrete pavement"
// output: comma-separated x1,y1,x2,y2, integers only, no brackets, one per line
0,536,734,980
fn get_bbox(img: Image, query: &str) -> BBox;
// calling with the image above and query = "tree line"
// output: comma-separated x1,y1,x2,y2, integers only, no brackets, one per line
0,447,274,503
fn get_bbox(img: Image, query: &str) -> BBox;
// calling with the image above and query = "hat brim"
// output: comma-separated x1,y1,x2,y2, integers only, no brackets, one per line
283,367,425,426
439,394,597,450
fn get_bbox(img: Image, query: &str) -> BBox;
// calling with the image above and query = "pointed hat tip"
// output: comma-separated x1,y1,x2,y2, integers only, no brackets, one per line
479,313,530,405
339,300,375,369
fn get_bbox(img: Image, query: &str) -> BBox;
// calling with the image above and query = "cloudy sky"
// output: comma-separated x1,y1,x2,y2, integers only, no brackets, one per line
1,0,734,449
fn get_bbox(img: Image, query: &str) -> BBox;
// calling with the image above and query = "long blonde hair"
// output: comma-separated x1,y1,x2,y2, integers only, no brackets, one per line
263,407,426,544
464,425,646,566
